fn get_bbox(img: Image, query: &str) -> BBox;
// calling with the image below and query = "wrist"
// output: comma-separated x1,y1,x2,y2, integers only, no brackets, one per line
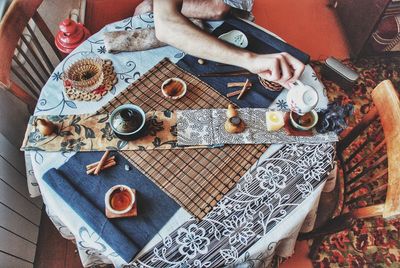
239,51,257,71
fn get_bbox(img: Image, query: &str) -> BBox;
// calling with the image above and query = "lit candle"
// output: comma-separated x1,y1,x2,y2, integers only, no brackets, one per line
266,111,285,131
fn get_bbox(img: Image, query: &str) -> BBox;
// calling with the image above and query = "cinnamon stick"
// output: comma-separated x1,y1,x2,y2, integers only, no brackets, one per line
226,90,241,97
94,150,110,175
237,79,251,100
86,156,116,170
227,82,252,88
87,160,116,175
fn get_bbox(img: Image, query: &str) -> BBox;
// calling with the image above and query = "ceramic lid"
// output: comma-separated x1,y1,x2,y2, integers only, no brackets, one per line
109,104,145,135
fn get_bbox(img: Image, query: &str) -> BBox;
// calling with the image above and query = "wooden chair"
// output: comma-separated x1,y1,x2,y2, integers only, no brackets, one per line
0,0,63,112
299,80,400,257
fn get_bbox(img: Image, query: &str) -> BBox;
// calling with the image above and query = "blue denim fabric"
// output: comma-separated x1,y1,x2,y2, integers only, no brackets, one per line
43,152,180,262
177,18,310,109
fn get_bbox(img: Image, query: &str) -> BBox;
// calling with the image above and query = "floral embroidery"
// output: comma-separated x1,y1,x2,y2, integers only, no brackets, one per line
213,198,233,217
222,215,255,246
298,158,326,181
176,224,210,259
255,163,287,192
285,144,304,157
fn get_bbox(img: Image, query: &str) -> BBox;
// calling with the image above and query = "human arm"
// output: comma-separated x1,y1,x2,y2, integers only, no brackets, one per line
135,0,230,20
153,0,305,86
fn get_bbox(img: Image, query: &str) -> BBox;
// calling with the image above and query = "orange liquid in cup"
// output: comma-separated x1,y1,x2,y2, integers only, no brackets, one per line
110,189,132,211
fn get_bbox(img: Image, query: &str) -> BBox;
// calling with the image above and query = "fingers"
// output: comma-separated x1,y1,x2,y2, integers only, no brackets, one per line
275,54,291,87
265,53,305,88
253,53,306,88
281,52,305,83
264,57,281,81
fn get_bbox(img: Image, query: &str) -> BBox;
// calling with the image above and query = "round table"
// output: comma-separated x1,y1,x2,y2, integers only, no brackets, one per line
27,13,335,267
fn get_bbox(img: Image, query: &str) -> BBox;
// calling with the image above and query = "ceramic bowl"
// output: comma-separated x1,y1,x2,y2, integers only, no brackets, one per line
109,104,147,141
289,110,319,131
218,30,248,48
105,185,135,215
161,78,187,100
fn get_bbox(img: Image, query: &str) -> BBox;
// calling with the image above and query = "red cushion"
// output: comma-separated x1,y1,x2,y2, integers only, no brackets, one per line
85,0,143,34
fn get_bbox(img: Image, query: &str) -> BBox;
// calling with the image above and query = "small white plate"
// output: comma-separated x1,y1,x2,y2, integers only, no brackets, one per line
218,30,248,48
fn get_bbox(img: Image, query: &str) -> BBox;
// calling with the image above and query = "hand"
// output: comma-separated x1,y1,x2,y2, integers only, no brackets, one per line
134,0,153,16
244,52,305,88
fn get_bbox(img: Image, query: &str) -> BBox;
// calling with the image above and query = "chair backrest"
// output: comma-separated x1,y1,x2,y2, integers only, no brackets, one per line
0,0,63,112
337,80,400,220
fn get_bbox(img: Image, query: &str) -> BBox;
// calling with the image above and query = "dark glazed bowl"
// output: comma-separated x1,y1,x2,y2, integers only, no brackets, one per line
109,104,147,141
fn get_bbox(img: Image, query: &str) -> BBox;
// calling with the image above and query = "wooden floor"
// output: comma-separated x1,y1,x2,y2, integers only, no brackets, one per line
34,208,83,268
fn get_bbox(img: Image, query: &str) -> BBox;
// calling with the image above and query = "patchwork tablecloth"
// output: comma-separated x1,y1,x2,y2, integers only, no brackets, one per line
27,13,335,267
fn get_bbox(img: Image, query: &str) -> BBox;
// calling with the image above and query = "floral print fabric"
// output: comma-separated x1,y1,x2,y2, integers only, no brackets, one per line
21,111,177,152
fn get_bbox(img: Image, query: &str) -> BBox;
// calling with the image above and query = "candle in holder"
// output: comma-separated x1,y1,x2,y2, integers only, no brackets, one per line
266,111,284,131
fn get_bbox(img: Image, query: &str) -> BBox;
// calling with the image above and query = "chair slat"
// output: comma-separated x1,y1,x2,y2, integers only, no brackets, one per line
346,168,388,195
20,34,51,77
352,204,384,219
12,56,42,93
32,12,63,61
10,66,39,99
346,178,387,205
337,106,379,153
346,139,386,175
26,24,55,72
371,184,388,199
15,45,47,85
346,154,387,185
0,0,43,87
346,185,386,205
343,125,383,166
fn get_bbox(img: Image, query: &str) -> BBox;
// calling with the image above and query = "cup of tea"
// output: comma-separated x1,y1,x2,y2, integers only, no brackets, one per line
286,81,319,115
109,104,147,141
161,78,187,100
105,185,135,215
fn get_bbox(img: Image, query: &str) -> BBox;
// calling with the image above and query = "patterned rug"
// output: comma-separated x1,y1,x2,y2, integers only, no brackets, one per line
310,57,400,268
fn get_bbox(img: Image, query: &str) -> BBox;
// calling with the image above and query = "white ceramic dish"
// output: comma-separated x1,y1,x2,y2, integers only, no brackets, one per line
218,30,248,48
161,78,187,100
105,185,135,215
287,81,319,115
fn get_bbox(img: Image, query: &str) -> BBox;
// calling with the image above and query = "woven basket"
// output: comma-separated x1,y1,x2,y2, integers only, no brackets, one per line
258,76,283,92
64,58,104,92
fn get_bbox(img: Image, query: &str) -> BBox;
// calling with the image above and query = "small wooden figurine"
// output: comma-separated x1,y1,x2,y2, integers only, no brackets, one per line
36,119,56,136
224,104,245,134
